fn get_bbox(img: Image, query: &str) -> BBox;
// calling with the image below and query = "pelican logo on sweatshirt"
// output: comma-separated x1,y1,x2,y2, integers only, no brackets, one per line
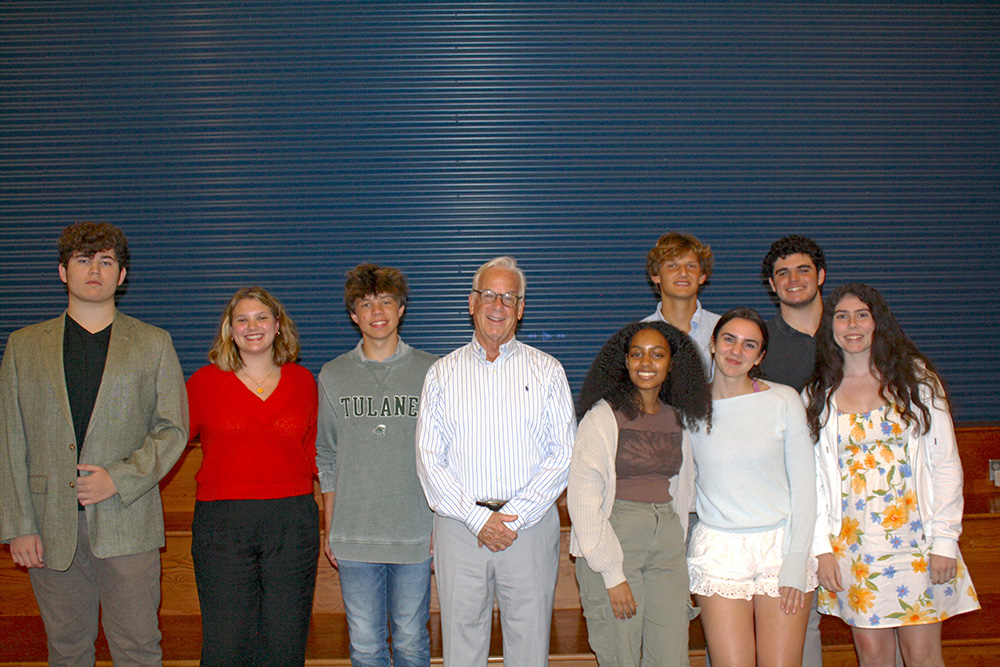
339,395,420,419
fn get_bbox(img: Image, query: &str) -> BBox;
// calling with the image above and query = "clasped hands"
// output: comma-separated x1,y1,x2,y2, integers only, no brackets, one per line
476,511,519,552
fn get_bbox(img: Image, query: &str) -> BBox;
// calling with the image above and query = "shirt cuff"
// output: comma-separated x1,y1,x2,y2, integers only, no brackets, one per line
464,505,495,536
930,536,959,558
318,471,335,494
812,534,833,557
778,551,809,592
502,500,526,532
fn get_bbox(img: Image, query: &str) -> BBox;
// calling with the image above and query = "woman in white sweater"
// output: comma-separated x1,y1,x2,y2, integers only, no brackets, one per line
805,284,978,667
687,307,817,667
569,321,711,666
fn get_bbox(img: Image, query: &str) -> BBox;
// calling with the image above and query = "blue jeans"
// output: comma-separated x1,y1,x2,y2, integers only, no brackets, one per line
337,558,432,667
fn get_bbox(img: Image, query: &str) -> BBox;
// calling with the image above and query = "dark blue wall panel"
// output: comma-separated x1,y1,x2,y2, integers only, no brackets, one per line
2,2,997,420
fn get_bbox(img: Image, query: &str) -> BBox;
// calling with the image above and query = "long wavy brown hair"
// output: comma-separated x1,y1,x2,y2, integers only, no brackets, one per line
805,283,949,441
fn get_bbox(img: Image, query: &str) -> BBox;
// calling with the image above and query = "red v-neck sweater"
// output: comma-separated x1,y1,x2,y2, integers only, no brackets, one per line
187,363,318,501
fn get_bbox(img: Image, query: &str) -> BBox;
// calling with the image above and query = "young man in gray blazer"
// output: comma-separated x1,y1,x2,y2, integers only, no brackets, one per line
0,222,188,666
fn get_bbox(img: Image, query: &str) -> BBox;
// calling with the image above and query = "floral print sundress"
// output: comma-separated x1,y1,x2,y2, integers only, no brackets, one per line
817,404,979,627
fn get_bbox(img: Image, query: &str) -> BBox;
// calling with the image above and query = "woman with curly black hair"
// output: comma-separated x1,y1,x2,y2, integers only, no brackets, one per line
688,307,817,667
569,320,711,666
806,284,978,667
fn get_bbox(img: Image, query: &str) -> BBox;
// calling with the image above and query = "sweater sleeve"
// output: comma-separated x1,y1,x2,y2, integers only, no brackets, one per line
805,389,836,557
567,402,626,589
298,368,319,478
315,367,338,493
778,388,818,591
921,382,964,557
812,440,835,557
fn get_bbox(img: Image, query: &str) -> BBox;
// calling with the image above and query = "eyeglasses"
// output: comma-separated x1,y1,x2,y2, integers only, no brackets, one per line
472,289,523,308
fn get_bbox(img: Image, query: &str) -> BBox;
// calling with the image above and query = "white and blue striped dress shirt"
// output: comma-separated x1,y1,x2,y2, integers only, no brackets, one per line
416,336,576,536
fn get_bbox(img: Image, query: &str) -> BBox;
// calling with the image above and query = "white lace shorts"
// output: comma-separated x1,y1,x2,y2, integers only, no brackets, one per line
687,522,818,599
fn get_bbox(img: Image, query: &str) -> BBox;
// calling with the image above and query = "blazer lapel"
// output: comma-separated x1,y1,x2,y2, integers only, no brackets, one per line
39,314,74,429
86,311,133,442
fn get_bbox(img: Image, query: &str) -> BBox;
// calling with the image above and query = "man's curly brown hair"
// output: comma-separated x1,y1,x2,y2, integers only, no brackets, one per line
344,263,408,311
58,222,129,270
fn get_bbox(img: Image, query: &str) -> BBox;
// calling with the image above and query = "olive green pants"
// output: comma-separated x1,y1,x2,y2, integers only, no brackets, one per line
576,499,691,667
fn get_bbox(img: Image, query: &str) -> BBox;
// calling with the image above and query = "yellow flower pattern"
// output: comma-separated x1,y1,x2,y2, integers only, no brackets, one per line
881,503,907,531
817,405,979,627
846,584,876,614
838,516,861,546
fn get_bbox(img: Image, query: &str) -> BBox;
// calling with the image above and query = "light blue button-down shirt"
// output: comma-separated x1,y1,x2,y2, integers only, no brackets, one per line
415,335,576,536
643,299,720,371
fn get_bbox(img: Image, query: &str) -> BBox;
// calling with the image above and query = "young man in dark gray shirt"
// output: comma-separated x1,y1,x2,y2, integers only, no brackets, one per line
759,235,827,392
759,235,827,667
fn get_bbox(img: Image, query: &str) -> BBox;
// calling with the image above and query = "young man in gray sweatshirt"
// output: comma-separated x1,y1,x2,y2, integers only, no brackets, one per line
317,264,437,667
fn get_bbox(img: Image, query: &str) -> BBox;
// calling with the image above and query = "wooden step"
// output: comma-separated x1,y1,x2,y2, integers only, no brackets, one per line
2,425,998,665
5,499,995,618
2,548,998,665
0,524,583,618
954,423,1000,496
2,596,998,666
0,610,586,665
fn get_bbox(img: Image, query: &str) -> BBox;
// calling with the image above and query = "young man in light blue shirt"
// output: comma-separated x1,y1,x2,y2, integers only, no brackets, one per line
642,231,720,368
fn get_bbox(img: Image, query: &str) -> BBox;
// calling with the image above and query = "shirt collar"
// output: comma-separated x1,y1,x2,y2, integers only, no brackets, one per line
772,314,796,336
655,299,706,331
772,314,816,339
689,300,707,331
354,337,410,363
470,334,519,362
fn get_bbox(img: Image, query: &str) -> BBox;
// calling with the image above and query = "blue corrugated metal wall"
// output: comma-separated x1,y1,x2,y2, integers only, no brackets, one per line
2,2,997,420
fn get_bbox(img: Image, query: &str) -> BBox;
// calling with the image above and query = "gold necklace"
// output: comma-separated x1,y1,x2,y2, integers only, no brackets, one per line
240,366,277,394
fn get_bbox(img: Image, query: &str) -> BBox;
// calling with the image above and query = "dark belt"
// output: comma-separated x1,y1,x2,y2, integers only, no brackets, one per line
475,500,508,512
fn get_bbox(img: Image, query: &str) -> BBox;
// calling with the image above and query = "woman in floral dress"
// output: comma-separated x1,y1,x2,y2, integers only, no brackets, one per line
806,283,978,667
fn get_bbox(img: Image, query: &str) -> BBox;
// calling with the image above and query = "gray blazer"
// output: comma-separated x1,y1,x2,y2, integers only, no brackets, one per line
0,311,188,571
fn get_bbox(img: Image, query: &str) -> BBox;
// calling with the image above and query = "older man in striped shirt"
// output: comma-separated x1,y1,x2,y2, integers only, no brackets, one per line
416,256,576,667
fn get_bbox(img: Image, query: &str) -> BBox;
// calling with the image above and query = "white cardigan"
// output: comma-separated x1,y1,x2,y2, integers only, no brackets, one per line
568,400,695,588
812,384,964,559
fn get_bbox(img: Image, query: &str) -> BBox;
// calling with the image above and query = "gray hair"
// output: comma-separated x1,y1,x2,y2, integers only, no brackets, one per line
472,256,526,295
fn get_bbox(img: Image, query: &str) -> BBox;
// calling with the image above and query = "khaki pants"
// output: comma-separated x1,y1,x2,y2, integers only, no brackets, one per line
433,504,560,667
576,499,690,667
29,512,162,667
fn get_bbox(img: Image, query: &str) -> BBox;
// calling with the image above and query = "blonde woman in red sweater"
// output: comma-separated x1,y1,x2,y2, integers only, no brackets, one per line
186,286,319,666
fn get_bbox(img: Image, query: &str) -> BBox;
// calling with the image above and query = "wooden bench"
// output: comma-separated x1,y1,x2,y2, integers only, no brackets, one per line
2,425,998,666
